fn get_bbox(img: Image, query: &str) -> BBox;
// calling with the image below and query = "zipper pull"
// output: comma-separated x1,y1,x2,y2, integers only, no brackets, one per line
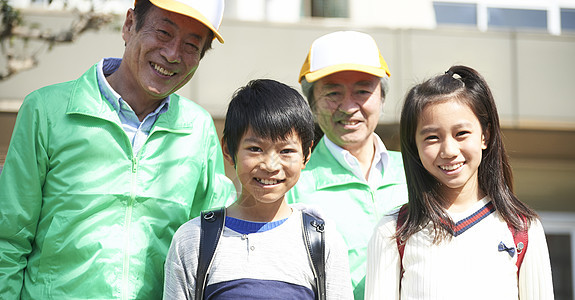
131,156,138,173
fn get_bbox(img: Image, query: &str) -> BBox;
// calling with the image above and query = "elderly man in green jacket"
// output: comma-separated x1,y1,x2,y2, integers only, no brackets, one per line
287,31,408,299
0,0,234,298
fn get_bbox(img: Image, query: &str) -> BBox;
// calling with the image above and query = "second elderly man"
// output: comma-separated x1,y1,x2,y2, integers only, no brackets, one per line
287,31,408,299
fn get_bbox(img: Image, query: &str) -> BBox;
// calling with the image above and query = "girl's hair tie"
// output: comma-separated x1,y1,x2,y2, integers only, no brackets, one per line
445,70,461,80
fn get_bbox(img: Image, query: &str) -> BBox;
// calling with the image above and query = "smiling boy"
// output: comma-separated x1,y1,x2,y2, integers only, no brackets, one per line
163,79,353,299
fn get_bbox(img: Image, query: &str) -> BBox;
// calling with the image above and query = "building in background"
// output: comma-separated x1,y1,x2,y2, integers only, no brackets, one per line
1,0,574,298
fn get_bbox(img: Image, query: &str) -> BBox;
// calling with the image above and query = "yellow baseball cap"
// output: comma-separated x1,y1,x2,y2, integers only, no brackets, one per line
140,0,225,43
299,31,390,83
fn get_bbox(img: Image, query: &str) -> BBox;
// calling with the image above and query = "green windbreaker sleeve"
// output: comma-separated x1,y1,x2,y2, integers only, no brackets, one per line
189,117,235,219
0,91,48,297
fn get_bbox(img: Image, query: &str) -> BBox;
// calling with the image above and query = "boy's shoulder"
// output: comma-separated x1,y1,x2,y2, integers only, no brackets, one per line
291,203,326,220
291,204,345,245
172,216,203,245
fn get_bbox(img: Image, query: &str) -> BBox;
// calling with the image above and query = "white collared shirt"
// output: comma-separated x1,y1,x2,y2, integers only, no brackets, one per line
323,134,390,189
96,58,170,154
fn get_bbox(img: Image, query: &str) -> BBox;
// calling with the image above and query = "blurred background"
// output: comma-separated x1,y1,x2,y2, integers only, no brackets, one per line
0,0,574,298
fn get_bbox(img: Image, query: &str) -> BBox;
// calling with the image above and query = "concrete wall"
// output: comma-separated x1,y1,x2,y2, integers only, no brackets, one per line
2,15,575,128
189,21,575,130
1,13,574,212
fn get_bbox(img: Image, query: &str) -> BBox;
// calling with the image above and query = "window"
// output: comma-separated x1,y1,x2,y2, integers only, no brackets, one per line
310,0,348,18
432,1,575,35
488,8,547,30
547,234,574,300
433,2,477,25
561,8,575,31
540,212,575,299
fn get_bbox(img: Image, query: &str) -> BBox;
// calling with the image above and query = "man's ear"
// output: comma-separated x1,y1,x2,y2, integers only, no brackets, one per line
122,9,136,44
221,138,235,167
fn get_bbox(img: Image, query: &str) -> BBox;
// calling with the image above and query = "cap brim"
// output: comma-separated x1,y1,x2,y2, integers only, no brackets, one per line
304,63,389,83
149,0,224,43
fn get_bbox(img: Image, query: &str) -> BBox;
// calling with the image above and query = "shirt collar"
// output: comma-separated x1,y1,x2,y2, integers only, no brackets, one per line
323,134,390,182
373,133,390,172
96,58,170,115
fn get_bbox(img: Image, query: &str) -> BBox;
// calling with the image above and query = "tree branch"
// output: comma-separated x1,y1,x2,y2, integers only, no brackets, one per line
0,1,113,81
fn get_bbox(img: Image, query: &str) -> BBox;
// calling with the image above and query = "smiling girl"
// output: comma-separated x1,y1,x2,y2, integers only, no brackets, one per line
365,65,554,299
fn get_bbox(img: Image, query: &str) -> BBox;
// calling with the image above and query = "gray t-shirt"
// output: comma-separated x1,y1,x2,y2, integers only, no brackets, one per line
163,208,353,299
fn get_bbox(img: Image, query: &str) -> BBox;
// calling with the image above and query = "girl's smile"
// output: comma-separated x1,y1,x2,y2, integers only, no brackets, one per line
439,161,465,172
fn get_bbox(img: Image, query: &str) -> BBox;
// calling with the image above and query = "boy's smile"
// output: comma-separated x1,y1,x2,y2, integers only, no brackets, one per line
224,128,309,209
255,178,285,186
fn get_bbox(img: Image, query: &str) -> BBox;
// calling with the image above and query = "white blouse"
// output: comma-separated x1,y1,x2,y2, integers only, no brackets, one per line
366,198,554,300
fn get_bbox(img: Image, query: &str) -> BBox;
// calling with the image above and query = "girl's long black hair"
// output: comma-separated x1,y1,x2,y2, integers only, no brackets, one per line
397,65,538,243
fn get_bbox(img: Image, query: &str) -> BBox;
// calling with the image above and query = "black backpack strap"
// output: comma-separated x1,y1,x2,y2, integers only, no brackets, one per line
302,212,326,300
195,207,226,300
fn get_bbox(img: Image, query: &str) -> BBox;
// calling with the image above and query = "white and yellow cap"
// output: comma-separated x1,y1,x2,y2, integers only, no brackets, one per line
299,31,390,83
140,0,225,43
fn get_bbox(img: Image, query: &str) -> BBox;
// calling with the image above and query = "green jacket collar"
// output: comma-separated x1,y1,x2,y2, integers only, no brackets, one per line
308,137,406,190
65,63,198,133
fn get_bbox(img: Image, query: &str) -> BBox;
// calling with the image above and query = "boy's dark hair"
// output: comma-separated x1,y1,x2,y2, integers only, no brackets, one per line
398,65,537,244
223,79,315,165
133,0,214,58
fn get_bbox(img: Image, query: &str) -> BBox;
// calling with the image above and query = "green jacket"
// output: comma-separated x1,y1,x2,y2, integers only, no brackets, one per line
0,64,234,299
286,137,408,299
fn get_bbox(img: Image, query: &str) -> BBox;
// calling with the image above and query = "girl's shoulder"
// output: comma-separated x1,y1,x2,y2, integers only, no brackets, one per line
527,217,546,237
373,207,401,239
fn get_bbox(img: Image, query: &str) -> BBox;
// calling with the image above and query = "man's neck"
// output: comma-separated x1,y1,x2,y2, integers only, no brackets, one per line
106,65,163,122
345,136,376,180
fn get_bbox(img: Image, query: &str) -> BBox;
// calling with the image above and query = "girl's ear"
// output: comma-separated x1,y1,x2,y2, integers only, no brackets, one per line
481,124,491,150
221,138,236,167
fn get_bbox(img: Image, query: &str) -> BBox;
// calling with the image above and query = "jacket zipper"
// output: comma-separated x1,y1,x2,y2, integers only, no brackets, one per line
70,109,147,299
122,155,138,299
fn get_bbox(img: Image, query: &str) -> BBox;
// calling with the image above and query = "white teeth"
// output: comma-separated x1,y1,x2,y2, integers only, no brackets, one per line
440,162,464,171
256,178,279,185
152,63,174,76
340,120,358,125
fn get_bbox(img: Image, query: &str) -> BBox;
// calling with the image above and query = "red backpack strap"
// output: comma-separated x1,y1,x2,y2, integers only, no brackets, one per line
507,220,529,275
396,204,409,275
